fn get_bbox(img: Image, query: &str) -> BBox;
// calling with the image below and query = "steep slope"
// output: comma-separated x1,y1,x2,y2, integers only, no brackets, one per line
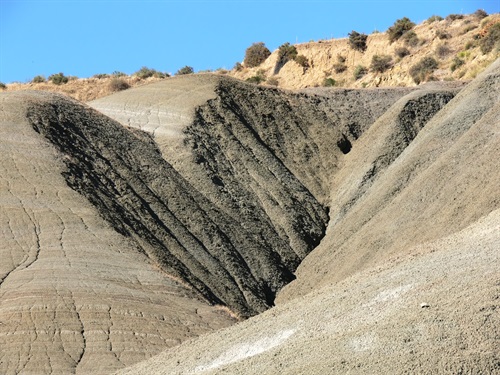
279,57,500,300
89,75,427,317
0,91,236,375
231,13,499,89
117,56,499,375
2,57,496,374
118,208,499,375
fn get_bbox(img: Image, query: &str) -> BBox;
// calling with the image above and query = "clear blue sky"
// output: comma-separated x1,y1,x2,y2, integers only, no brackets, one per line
0,0,498,83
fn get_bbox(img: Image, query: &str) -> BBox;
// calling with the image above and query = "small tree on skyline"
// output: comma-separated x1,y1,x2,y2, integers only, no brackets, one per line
244,42,271,68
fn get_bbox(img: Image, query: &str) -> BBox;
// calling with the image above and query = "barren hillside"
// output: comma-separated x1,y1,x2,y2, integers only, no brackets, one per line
118,55,500,375
0,23,498,375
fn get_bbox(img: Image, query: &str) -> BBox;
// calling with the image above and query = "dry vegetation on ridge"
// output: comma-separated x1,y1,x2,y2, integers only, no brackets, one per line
1,12,498,101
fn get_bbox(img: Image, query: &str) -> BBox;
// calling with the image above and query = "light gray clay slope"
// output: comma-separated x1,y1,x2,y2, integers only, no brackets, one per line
280,58,500,300
118,207,500,375
0,91,236,375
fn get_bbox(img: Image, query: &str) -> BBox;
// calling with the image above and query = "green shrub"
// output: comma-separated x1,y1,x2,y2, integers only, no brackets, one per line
450,56,465,71
446,14,464,21
32,75,45,83
353,65,368,80
109,77,130,92
370,54,392,73
348,30,368,52
474,9,488,19
244,42,271,68
427,15,443,23
246,69,266,84
294,55,309,68
403,30,419,46
435,43,451,58
436,30,451,39
246,75,265,84
323,77,336,87
387,17,416,43
112,71,126,77
409,57,439,84
278,42,298,63
395,46,410,58
0,82,6,89
176,66,194,75
48,72,69,85
479,22,500,54
274,42,298,74
134,66,157,79
93,73,109,79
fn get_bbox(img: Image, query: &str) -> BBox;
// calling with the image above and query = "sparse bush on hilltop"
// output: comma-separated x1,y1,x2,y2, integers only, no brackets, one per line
0,82,6,90
479,22,500,54
370,54,392,73
244,42,271,68
387,17,416,43
395,47,410,58
49,72,69,85
427,15,443,23
112,71,127,77
403,30,419,47
278,42,298,63
135,66,168,79
474,9,488,20
353,65,367,80
274,42,298,74
32,75,46,83
409,56,439,84
176,66,194,75
93,73,109,79
348,30,368,52
446,14,464,21
109,77,130,92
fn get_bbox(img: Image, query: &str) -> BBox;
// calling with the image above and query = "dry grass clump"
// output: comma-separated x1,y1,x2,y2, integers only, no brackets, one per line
371,55,393,73
410,57,439,84
388,17,416,43
109,77,130,92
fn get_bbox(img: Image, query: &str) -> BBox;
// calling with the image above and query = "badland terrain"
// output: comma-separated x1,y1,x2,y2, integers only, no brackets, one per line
0,11,499,375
